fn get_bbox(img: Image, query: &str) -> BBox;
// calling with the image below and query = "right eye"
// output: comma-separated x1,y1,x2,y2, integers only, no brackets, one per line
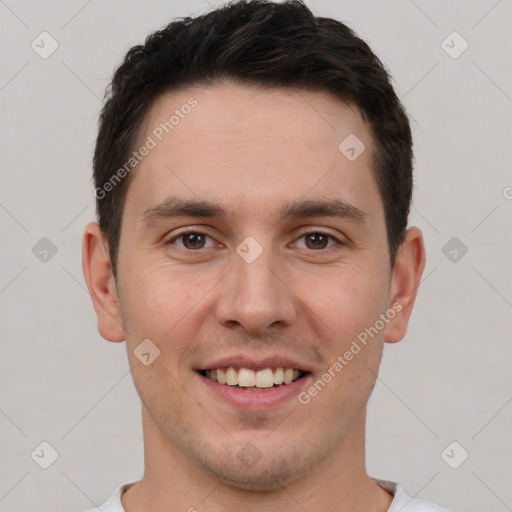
166,230,218,251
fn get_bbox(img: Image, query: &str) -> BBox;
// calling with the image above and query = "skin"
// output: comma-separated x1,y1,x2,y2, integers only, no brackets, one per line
83,82,425,512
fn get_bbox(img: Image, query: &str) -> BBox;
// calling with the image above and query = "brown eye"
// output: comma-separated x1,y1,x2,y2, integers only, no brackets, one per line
304,232,330,250
181,232,206,249
167,230,215,250
295,231,341,251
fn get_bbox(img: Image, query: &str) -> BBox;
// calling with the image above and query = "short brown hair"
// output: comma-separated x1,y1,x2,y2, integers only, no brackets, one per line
93,0,413,277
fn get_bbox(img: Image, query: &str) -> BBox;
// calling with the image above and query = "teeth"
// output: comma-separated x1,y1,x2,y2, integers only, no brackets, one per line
217,368,226,384
256,368,275,388
204,367,303,388
238,368,255,387
226,367,237,386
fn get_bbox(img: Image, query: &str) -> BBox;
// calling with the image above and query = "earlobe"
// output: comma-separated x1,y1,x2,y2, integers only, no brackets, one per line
384,226,426,343
82,222,125,342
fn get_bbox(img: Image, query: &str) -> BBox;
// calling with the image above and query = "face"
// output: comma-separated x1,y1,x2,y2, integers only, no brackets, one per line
85,82,423,491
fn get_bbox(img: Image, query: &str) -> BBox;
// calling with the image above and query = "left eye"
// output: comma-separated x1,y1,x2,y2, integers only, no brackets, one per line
294,231,340,250
166,230,340,251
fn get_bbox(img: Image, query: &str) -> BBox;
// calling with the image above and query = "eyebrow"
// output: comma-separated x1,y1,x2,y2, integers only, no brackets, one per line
140,195,369,229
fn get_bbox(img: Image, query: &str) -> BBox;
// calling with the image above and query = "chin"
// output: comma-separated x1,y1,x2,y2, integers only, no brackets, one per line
196,442,319,492
206,462,300,491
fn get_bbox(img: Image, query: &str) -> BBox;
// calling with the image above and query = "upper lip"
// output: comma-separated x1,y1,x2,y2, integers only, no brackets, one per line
197,355,312,373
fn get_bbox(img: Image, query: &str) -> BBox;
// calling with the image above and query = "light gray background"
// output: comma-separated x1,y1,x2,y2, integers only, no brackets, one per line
1,1,511,511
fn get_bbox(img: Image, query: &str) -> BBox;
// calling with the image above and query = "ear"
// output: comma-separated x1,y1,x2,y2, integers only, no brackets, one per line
82,222,125,342
384,226,426,343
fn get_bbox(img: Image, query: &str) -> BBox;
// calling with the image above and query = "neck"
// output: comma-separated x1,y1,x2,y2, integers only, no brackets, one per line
122,407,393,512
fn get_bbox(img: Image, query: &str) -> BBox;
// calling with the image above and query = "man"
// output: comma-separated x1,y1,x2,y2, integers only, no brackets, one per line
82,1,449,510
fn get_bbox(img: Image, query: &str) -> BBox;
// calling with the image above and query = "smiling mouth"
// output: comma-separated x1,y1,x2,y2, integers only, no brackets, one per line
198,367,308,391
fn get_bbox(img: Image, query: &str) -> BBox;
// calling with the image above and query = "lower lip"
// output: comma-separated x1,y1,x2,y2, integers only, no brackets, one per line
197,372,311,410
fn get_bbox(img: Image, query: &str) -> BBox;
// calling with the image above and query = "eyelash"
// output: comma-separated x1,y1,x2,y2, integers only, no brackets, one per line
166,228,343,252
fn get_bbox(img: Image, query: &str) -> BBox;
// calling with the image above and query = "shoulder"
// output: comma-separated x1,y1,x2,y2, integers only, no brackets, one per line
83,480,137,512
374,479,452,512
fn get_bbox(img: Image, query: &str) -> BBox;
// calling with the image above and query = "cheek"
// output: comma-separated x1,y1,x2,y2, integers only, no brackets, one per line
118,260,185,330
118,264,210,371
307,266,390,341
302,268,388,398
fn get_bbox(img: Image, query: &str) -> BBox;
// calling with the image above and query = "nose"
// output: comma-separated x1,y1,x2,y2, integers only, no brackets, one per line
215,241,298,335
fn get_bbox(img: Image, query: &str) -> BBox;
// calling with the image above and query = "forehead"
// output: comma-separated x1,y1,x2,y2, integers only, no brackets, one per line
125,81,383,228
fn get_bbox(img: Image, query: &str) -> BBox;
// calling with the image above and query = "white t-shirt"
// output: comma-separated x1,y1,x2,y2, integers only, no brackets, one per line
84,478,451,511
